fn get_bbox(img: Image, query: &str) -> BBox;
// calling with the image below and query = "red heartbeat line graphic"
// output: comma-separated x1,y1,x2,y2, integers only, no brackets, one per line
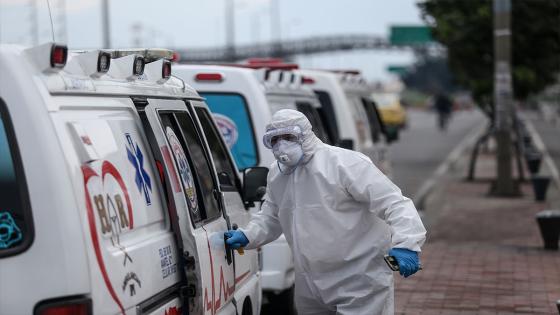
203,267,251,313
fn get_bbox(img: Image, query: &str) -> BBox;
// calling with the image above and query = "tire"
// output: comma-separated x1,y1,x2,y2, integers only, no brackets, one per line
268,285,297,315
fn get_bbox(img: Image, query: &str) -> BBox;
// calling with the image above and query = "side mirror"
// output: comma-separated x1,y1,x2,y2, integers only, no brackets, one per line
337,139,354,150
242,167,269,207
218,171,233,185
384,126,399,143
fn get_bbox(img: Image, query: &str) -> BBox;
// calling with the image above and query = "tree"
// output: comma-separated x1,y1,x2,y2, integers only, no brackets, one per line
418,0,560,116
401,56,458,94
421,0,559,195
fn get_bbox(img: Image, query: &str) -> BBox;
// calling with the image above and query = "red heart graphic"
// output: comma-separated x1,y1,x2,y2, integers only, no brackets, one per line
82,161,133,315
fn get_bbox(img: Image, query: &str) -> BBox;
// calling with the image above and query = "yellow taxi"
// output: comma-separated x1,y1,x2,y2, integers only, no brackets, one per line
371,92,407,128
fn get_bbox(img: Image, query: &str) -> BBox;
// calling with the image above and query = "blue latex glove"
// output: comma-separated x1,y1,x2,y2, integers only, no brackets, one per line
224,230,249,249
389,248,420,278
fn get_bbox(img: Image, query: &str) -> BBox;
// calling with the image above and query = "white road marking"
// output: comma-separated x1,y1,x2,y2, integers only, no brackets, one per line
524,120,560,190
413,120,488,210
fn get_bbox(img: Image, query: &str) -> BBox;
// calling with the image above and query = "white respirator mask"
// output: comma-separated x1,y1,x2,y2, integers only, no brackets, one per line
272,140,304,167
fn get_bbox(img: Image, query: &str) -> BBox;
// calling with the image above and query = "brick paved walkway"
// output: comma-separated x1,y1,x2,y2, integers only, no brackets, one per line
395,152,560,315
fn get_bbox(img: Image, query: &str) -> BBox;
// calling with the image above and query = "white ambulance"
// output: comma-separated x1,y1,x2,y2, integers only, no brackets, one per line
174,61,331,314
339,71,394,175
295,69,395,176
0,43,263,315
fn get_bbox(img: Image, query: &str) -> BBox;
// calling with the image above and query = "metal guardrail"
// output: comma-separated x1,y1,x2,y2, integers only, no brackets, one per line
176,34,433,62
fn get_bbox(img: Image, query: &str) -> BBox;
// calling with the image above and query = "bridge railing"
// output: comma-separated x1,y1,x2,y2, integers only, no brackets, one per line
176,34,430,63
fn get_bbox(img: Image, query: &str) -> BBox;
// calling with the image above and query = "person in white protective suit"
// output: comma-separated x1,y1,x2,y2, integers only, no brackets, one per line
224,109,426,315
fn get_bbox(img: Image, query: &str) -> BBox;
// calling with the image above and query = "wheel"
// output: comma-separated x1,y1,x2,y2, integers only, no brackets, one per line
268,285,297,315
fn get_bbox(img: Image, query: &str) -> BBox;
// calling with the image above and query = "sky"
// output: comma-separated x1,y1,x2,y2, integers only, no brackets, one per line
0,0,425,81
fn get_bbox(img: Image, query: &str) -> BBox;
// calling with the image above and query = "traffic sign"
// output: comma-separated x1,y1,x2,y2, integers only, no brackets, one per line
387,65,408,75
390,26,432,46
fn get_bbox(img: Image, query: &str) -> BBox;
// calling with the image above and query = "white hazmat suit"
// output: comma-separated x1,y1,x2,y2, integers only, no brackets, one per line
242,109,426,314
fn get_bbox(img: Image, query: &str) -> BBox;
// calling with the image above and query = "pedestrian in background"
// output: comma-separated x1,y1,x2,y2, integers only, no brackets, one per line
435,92,453,131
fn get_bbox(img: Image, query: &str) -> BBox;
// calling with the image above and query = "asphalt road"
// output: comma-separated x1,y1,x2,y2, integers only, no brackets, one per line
529,113,560,179
390,108,486,199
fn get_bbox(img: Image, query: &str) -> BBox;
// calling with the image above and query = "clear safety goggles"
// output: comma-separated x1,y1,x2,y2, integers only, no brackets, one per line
262,125,303,149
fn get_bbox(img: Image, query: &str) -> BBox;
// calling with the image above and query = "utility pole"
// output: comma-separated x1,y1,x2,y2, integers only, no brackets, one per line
131,23,143,47
225,0,235,61
270,0,282,57
30,0,39,45
101,0,111,48
251,11,261,44
57,0,67,43
492,0,518,196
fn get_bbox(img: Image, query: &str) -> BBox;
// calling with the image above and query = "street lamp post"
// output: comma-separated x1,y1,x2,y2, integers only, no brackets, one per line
30,0,39,45
270,0,282,57
101,0,111,49
225,0,236,61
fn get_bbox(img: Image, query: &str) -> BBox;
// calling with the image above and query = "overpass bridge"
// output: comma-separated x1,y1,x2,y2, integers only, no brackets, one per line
176,34,430,63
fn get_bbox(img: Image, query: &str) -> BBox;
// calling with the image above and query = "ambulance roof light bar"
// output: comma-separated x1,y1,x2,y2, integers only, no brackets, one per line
330,69,361,75
144,58,171,83
219,63,299,71
97,52,111,73
109,48,174,63
263,70,282,87
65,50,111,78
277,71,295,88
51,44,68,68
247,58,284,65
162,60,172,79
106,53,145,81
255,63,299,70
133,56,145,76
25,42,68,73
290,72,303,89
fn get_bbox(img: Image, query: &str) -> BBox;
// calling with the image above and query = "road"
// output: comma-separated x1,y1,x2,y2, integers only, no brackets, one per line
525,110,560,203
527,112,560,175
390,108,486,200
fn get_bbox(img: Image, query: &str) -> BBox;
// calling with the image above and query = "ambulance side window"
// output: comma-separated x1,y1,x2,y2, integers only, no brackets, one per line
194,107,239,193
314,90,339,143
0,99,33,258
201,93,258,170
174,113,222,222
159,113,203,223
361,98,383,143
296,102,332,145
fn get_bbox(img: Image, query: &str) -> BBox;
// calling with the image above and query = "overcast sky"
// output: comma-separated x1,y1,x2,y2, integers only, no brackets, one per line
0,0,425,81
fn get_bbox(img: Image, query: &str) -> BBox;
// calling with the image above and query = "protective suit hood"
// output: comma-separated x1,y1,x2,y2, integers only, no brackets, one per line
265,109,323,164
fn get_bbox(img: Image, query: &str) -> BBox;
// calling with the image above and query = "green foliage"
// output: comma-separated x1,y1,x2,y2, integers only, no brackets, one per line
401,56,457,94
418,0,560,106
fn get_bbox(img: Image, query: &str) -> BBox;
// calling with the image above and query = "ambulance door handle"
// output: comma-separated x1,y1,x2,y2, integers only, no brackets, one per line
225,239,233,265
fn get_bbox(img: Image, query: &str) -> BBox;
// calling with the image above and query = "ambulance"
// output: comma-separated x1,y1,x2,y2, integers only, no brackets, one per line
295,69,395,176
174,61,331,313
0,43,263,315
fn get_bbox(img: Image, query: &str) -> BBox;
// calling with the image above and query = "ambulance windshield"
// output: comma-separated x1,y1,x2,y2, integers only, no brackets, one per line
200,93,258,170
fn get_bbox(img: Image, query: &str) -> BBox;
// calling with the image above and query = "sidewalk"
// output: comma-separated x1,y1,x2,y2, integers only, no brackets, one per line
394,140,560,314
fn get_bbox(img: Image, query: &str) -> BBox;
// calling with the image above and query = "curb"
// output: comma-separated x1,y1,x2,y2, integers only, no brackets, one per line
413,121,488,210
524,120,560,191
